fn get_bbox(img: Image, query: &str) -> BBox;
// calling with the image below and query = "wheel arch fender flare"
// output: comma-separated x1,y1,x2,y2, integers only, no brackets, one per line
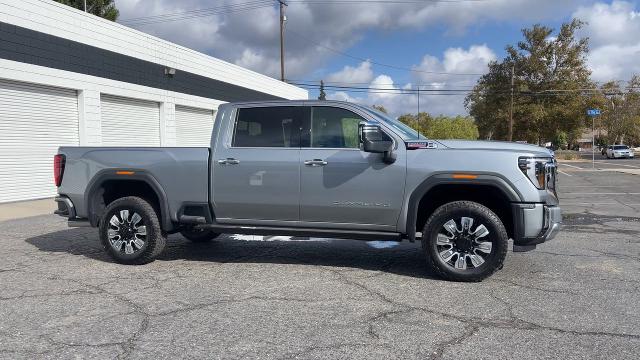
405,172,524,241
84,169,172,231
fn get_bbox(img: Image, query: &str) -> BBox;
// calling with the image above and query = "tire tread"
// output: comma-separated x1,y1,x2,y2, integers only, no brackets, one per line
99,196,166,265
422,200,508,282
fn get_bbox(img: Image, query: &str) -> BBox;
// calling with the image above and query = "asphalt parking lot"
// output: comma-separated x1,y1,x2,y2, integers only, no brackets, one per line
1,163,639,359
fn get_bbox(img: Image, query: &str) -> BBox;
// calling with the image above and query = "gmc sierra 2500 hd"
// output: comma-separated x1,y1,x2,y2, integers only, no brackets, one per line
54,100,561,282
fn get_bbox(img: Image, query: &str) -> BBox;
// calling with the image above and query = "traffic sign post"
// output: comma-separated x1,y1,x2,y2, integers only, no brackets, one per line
587,109,601,168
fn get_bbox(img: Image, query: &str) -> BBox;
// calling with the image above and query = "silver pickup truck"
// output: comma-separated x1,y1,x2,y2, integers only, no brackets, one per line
54,100,561,282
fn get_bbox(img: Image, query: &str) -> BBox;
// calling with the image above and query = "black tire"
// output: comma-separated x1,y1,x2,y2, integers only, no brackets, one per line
180,228,220,243
421,201,508,282
99,196,166,265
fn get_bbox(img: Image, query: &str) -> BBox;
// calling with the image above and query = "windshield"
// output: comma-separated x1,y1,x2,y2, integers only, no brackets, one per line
359,106,427,140
613,145,629,150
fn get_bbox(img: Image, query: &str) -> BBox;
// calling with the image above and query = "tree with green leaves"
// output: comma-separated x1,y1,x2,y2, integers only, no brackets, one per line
398,112,432,136
465,19,592,144
598,76,640,145
552,130,568,150
54,0,119,21
318,80,327,100
398,113,479,140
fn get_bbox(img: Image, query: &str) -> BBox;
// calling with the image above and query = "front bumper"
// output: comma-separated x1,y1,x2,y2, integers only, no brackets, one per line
613,152,634,158
512,203,562,251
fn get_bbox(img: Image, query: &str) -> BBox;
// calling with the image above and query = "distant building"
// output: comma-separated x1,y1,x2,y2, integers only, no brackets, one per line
0,0,307,203
577,128,607,150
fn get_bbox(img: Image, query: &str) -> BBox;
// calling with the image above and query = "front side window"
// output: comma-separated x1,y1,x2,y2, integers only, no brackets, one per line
232,107,304,148
303,107,364,148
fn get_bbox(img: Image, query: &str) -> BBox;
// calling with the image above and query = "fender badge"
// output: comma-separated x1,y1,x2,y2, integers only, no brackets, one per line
406,142,438,150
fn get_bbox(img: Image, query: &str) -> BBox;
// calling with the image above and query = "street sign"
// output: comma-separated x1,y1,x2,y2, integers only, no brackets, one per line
587,109,601,116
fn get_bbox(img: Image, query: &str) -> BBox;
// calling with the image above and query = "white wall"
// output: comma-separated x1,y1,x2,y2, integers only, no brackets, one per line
0,0,308,101
0,57,223,146
0,0,308,147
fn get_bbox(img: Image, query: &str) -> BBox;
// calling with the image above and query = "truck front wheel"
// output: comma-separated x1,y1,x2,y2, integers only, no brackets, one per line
422,201,508,282
99,196,166,265
180,228,220,242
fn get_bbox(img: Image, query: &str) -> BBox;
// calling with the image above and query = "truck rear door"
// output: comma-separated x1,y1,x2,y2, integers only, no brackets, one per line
211,106,308,223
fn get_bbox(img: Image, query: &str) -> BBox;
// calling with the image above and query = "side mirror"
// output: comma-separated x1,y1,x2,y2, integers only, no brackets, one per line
359,123,396,163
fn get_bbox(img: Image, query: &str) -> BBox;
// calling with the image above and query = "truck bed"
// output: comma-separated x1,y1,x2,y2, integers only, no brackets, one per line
57,147,210,223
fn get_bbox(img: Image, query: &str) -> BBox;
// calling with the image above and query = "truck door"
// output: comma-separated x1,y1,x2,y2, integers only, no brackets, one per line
212,106,307,224
299,106,406,231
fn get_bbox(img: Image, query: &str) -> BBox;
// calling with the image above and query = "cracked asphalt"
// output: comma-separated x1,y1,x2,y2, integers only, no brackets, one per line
1,166,639,359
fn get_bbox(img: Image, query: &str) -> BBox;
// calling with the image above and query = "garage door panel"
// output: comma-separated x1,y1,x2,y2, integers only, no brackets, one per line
175,105,215,147
101,95,160,147
0,79,79,203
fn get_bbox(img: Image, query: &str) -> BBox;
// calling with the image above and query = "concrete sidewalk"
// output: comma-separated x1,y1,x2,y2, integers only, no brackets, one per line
0,198,56,222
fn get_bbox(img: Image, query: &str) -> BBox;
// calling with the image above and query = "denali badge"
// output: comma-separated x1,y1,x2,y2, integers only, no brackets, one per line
407,142,438,150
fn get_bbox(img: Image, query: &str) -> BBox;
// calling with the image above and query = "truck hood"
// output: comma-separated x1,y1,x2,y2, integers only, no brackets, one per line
432,139,553,156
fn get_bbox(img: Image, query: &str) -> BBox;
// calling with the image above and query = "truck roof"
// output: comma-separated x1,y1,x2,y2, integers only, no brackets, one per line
224,99,358,107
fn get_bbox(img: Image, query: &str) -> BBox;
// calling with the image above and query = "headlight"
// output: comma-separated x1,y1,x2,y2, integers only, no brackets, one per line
518,157,553,189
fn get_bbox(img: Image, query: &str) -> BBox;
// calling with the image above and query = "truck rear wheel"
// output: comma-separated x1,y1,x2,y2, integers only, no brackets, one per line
99,196,166,265
180,228,220,242
421,201,508,282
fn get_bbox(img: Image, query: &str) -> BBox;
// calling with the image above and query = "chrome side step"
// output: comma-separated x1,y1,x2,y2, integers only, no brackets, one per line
198,224,402,241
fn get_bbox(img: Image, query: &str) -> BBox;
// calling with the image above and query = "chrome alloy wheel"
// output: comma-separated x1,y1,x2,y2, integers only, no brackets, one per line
436,217,492,270
107,209,147,255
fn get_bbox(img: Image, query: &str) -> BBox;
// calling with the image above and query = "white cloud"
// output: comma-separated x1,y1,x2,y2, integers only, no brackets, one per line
322,45,495,116
115,0,586,79
573,1,640,81
413,44,496,84
325,61,374,84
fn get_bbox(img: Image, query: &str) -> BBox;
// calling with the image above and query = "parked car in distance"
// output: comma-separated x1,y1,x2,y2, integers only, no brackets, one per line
605,145,635,159
53,100,561,282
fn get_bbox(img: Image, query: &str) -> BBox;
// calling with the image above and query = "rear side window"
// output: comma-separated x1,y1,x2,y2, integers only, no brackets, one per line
232,107,305,148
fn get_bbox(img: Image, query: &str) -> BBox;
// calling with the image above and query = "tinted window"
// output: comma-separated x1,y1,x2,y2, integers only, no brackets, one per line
232,107,304,148
303,107,364,148
613,145,629,150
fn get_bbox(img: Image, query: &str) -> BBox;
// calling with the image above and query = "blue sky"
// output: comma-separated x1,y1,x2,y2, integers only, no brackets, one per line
116,0,640,116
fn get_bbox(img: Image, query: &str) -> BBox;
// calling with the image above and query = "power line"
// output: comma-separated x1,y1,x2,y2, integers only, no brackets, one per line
292,81,640,96
289,79,480,87
119,1,274,26
119,0,487,26
118,0,489,78
288,0,487,3
287,30,484,76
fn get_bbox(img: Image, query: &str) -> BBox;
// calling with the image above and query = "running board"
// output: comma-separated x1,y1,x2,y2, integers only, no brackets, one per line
198,224,402,241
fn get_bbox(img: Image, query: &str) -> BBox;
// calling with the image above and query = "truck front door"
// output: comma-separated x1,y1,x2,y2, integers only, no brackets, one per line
212,106,307,224
299,106,406,231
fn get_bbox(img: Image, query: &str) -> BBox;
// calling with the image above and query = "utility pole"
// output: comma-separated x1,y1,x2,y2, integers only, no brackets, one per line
508,63,514,142
417,85,421,139
84,0,87,12
278,1,287,82
417,85,420,114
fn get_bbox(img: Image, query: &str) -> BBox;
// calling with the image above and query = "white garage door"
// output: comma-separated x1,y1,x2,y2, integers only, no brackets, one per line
175,106,215,147
0,79,79,203
101,95,160,147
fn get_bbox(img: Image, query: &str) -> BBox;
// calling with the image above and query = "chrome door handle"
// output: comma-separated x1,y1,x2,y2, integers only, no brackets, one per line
304,159,328,167
218,158,240,165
